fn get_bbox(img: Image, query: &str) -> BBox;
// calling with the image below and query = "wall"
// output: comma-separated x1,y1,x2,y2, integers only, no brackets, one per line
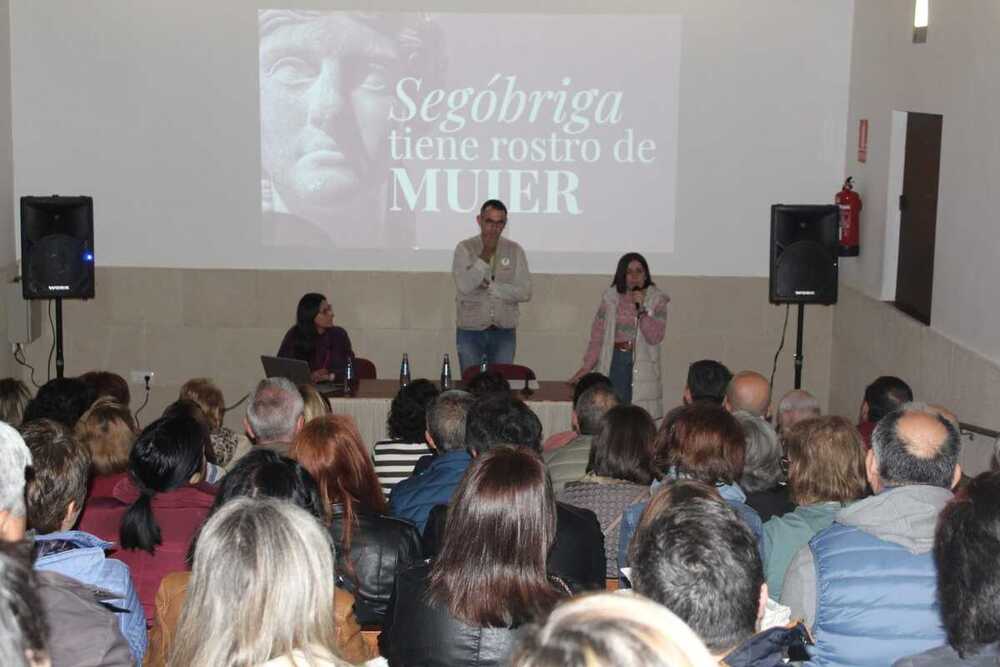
0,0,14,378
831,1,1000,443
830,285,1000,470
9,0,852,275
840,0,1000,364
16,267,833,433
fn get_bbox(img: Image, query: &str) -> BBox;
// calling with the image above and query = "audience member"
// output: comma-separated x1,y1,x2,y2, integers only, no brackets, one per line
21,420,147,663
558,404,655,577
160,400,225,483
169,498,352,666
389,391,476,534
79,412,217,623
0,421,131,666
463,368,511,396
734,410,795,521
619,402,763,572
146,450,372,665
0,542,50,667
178,377,248,468
231,377,305,465
761,416,866,600
74,398,136,500
380,446,570,666
724,370,771,418
775,388,821,434
0,421,32,542
683,359,732,405
421,392,607,592
79,371,131,408
781,405,960,666
21,377,95,428
542,372,613,453
297,382,331,423
857,375,913,448
630,492,810,665
895,470,1000,666
544,383,619,492
0,378,32,426
511,592,718,667
291,414,421,626
373,378,440,496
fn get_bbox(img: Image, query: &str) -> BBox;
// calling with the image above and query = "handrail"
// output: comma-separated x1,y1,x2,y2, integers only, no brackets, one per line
959,421,999,440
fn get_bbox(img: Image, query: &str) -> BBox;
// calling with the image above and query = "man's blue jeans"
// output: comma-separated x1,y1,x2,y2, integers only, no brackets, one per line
456,328,516,376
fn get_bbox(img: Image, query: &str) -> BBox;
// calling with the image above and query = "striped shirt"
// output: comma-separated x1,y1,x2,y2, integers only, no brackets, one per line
373,440,434,498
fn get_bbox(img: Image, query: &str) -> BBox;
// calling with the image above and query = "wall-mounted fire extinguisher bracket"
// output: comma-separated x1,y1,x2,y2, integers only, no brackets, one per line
836,177,861,257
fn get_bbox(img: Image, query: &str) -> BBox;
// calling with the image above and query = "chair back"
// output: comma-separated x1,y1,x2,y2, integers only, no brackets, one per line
461,363,536,383
353,357,377,380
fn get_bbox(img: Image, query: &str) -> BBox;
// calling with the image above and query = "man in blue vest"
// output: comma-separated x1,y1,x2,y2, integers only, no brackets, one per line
781,404,961,667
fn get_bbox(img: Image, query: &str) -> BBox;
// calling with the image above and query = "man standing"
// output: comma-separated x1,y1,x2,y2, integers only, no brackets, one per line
452,199,532,374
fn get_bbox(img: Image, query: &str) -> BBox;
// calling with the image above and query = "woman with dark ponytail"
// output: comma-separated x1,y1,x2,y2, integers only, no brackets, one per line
80,411,217,623
277,292,354,383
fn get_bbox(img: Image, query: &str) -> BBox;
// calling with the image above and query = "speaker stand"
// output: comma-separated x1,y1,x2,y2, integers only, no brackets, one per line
793,303,805,390
54,297,65,379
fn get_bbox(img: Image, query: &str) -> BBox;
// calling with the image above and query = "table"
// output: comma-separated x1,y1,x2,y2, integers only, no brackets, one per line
326,379,573,452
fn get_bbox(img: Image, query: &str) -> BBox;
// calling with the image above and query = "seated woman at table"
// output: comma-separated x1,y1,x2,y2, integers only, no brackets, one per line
278,292,354,383
568,253,669,420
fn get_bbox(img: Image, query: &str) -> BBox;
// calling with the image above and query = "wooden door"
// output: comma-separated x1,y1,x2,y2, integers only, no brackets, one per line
894,112,942,325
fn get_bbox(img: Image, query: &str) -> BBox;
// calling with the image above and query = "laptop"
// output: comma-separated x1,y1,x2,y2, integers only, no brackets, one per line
260,355,340,394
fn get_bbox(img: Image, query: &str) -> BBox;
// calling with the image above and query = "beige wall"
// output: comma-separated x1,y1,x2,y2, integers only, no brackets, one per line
829,285,1000,472
11,267,833,432
0,0,13,378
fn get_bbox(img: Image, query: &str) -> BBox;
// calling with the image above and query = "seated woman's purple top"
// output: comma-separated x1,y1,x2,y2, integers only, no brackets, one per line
277,325,354,377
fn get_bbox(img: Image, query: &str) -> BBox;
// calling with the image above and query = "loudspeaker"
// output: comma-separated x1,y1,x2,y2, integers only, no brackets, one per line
769,204,839,305
20,196,95,300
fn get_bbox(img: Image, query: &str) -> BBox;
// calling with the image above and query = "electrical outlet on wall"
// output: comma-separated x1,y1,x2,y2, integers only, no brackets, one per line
129,370,155,386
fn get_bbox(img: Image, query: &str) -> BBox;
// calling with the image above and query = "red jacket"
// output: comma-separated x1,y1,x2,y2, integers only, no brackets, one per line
79,476,217,623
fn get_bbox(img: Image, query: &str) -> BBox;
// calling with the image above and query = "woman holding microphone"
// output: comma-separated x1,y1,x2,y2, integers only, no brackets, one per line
569,253,669,419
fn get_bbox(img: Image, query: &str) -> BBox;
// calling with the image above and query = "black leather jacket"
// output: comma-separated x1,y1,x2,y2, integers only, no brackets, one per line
421,501,606,593
329,504,422,626
379,563,525,667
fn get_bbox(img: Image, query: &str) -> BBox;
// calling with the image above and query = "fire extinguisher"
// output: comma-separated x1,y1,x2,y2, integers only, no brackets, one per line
836,177,861,257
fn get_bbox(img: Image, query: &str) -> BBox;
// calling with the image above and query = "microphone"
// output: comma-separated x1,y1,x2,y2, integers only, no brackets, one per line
631,286,642,312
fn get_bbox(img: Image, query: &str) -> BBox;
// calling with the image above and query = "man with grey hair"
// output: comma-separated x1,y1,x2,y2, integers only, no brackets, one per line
425,390,475,454
0,420,133,665
231,378,305,466
390,390,476,533
544,384,619,492
781,404,961,667
775,389,821,434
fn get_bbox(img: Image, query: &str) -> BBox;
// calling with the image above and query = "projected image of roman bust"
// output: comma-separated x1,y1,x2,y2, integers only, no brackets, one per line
259,11,442,247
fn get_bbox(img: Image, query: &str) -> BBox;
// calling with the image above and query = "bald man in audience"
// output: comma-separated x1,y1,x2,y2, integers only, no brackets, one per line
781,404,961,667
723,371,771,418
775,389,821,434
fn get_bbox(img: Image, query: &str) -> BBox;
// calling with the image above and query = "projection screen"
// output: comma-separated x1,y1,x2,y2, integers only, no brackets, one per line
258,11,681,254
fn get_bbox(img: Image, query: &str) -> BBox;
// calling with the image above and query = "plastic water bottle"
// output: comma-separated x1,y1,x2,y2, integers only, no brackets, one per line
399,353,411,387
479,354,488,374
440,354,452,390
344,356,355,395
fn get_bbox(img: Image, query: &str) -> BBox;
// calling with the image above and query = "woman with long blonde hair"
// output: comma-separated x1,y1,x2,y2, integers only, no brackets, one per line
168,497,349,666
